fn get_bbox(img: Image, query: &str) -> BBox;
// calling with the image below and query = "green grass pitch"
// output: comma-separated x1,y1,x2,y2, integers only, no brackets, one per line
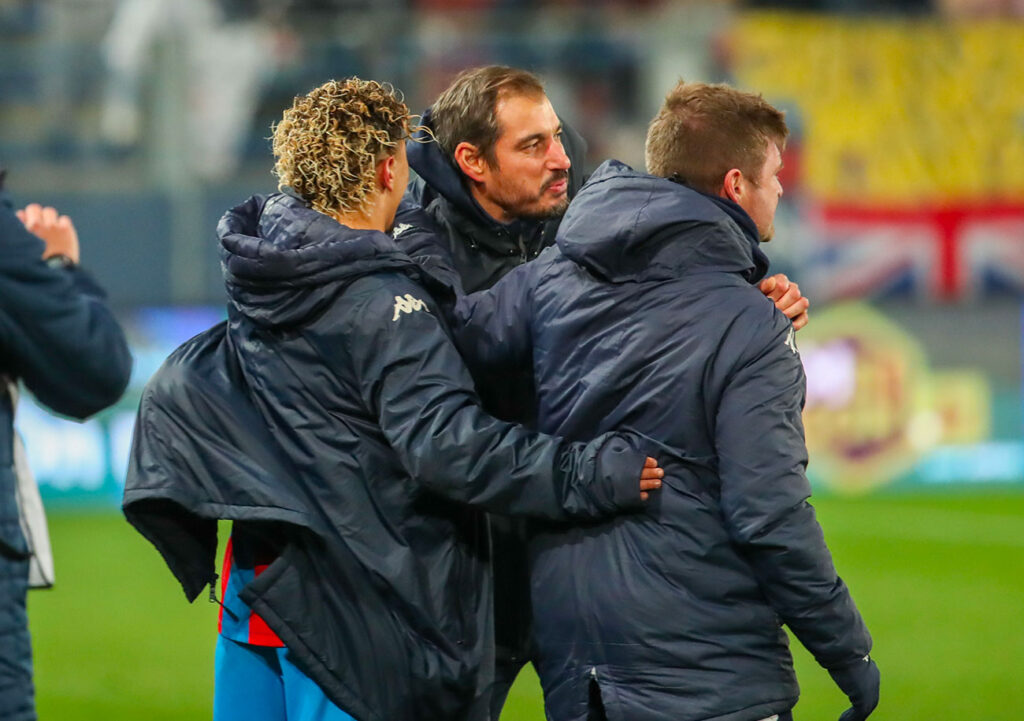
29,492,1024,719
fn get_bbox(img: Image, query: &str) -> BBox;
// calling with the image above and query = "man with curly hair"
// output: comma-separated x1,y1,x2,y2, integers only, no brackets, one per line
123,78,663,721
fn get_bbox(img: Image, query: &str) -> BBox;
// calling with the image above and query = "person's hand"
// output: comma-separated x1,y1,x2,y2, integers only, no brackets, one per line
16,203,80,264
829,655,880,721
759,273,809,330
639,457,664,501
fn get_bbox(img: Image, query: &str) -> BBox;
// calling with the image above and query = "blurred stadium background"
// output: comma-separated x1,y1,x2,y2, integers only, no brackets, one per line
2,0,1022,718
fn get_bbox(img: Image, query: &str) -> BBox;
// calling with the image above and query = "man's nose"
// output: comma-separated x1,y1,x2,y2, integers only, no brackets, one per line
547,138,571,170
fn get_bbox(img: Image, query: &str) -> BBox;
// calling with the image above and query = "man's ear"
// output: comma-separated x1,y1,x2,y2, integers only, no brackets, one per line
720,168,744,205
378,154,397,192
453,142,489,183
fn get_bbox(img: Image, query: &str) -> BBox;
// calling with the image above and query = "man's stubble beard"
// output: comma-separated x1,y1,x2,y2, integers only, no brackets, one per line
498,171,570,222
514,194,570,222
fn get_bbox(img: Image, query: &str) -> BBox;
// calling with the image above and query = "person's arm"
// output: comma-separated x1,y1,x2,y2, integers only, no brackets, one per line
714,302,877,721
449,259,535,373
332,274,661,520
0,199,132,418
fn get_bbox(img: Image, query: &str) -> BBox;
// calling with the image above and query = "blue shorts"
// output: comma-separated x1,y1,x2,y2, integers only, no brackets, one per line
213,635,355,721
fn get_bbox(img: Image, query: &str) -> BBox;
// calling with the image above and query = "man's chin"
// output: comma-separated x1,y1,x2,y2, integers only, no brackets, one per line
517,196,569,222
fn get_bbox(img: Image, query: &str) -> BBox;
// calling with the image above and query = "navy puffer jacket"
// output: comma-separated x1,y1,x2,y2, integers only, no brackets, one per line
124,191,652,721
456,161,872,721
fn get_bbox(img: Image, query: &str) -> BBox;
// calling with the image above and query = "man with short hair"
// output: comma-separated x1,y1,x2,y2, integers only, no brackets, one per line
455,80,879,721
395,65,812,718
124,78,662,721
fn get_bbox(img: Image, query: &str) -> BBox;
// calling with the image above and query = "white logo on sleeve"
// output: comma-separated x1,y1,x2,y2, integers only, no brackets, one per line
392,293,430,321
392,223,412,238
785,326,798,354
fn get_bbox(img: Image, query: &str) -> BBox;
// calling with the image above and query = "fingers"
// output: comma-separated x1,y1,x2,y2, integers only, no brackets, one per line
760,273,788,301
778,294,809,320
640,476,662,490
791,310,809,331
640,457,664,480
18,203,80,262
20,202,42,231
19,203,62,232
766,274,811,326
640,457,663,502
639,456,664,499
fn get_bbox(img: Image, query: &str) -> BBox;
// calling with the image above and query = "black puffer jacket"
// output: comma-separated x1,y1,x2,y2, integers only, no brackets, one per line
456,161,873,721
123,191,652,721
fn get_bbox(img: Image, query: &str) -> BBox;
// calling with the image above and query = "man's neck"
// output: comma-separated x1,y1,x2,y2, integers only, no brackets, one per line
333,198,391,232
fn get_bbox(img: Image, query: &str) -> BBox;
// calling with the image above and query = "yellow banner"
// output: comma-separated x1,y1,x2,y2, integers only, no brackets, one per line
730,13,1024,206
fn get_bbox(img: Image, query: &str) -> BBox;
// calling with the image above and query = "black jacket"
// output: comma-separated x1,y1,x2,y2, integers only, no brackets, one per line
0,188,131,561
456,161,873,721
123,192,652,721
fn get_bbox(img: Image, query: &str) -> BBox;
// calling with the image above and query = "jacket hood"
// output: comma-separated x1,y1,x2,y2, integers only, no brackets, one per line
406,106,588,230
218,192,417,327
556,160,769,284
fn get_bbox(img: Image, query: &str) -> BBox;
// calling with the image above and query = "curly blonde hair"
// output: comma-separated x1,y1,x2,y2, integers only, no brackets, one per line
272,78,410,217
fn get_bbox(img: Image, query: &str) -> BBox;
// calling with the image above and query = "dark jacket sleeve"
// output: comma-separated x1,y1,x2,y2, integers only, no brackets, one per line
714,300,872,671
0,193,132,419
333,273,647,521
449,260,534,373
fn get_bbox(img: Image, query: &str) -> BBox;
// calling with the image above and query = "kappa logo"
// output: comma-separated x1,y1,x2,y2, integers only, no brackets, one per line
392,293,430,321
392,223,412,238
785,326,798,354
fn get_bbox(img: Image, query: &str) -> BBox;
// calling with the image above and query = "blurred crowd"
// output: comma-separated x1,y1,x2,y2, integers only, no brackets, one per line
1,0,1022,308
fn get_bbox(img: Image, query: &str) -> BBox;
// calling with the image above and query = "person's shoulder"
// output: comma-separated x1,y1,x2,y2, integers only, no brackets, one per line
393,199,458,264
143,322,230,408
693,278,790,349
339,271,439,325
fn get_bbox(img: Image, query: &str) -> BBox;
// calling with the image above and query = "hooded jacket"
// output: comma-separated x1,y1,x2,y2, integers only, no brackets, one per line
455,161,872,721
123,191,652,721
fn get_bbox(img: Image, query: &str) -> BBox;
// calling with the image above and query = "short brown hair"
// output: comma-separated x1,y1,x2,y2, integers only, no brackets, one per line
431,65,546,165
272,78,410,217
645,81,788,194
